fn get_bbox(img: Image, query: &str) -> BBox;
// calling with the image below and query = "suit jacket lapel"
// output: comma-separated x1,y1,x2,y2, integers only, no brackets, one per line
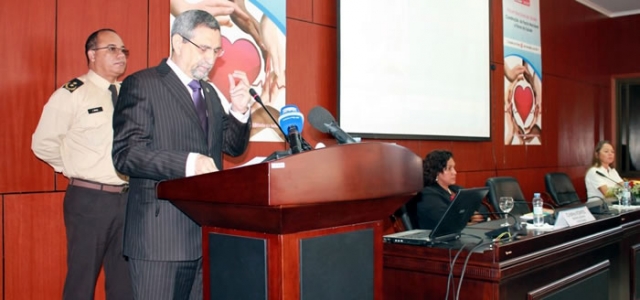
157,60,206,137
200,80,220,149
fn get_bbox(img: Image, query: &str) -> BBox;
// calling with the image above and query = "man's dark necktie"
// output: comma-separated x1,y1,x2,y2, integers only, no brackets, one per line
108,84,118,105
188,80,208,134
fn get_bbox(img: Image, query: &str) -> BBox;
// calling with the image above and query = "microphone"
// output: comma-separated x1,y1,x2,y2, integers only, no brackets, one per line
249,88,312,151
308,106,357,144
477,212,528,239
595,171,624,187
278,105,304,154
586,196,610,214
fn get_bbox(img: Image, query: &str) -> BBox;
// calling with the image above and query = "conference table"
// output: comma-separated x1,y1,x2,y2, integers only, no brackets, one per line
383,207,640,300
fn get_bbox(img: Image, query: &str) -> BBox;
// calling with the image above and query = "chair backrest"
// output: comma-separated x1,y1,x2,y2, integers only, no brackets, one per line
545,172,581,206
395,194,420,231
485,176,531,215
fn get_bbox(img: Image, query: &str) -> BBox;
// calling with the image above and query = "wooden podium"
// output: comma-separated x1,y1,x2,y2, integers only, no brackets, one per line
157,142,422,300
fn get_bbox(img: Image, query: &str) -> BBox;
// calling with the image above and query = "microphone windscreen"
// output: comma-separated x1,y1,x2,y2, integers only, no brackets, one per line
278,105,304,135
249,88,260,101
308,106,336,133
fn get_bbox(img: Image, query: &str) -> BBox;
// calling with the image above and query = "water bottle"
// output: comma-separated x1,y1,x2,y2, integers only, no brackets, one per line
621,181,631,209
532,193,544,227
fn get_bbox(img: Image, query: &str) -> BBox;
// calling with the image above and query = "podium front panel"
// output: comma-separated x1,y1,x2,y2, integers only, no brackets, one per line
203,222,383,300
209,233,267,300
299,228,374,300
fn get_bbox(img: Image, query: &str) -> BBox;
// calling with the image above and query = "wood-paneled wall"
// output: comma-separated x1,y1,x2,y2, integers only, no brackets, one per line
1,0,639,298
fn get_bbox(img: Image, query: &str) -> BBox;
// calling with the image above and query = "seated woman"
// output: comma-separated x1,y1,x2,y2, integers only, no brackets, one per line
414,150,484,229
585,140,623,203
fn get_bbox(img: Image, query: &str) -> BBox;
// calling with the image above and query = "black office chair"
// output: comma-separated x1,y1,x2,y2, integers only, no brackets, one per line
545,172,581,207
485,176,531,216
393,194,420,231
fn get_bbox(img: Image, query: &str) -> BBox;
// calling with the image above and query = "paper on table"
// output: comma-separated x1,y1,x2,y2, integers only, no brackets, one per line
527,223,554,231
232,156,267,168
610,204,640,211
520,211,552,221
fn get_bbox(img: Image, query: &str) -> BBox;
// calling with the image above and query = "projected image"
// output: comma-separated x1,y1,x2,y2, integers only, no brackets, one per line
504,56,542,145
170,0,287,142
338,0,491,140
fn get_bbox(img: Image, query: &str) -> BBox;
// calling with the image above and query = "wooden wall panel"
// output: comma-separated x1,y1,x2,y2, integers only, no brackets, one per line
288,0,313,22
0,196,3,300
148,0,171,66
4,193,66,299
404,141,454,163
56,0,149,86
312,0,337,27
540,0,609,84
490,0,503,63
452,141,497,172
602,16,640,76
456,171,499,190
0,0,56,193
56,173,70,191
4,0,640,296
287,18,337,146
547,76,598,167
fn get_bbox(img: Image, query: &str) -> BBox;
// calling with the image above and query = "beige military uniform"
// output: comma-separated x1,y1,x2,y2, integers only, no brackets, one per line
32,70,127,185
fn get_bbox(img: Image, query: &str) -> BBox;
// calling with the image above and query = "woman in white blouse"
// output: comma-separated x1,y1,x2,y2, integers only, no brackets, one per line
585,140,623,203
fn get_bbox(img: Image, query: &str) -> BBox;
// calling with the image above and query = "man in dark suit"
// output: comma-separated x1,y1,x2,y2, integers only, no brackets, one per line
112,10,251,300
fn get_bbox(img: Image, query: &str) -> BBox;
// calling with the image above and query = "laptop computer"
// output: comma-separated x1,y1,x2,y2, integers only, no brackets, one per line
383,187,489,246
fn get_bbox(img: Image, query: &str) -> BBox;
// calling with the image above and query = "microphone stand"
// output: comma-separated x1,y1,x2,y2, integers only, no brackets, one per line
474,212,528,239
250,89,312,151
595,171,624,187
585,196,611,214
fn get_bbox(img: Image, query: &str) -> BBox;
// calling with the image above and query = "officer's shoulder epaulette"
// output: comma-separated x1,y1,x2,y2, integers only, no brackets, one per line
62,78,84,93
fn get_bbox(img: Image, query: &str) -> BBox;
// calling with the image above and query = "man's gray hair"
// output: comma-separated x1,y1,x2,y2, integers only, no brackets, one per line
171,9,220,40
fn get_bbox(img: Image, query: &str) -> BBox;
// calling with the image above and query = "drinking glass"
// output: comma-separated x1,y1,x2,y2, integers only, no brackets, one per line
499,197,514,227
615,188,623,203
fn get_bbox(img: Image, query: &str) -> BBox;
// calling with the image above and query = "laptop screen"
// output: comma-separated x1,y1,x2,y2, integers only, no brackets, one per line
429,187,489,241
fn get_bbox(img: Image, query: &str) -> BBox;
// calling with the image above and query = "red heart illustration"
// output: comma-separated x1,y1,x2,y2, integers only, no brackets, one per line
210,37,261,102
513,85,534,123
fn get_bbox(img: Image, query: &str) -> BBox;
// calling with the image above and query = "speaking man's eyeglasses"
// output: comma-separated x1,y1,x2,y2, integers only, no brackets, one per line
180,35,224,57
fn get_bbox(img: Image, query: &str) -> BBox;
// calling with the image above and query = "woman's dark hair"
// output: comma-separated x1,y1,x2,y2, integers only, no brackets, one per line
592,140,613,167
423,150,453,186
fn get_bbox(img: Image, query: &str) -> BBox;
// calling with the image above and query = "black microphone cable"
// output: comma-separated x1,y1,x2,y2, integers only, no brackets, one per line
446,232,505,300
445,242,468,300
472,212,529,241
455,239,498,300
443,226,515,300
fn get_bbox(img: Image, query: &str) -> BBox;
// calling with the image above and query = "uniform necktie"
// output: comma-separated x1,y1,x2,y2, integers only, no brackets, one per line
188,80,208,133
109,84,118,105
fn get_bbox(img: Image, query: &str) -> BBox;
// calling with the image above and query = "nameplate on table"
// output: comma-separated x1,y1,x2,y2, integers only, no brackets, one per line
553,206,596,230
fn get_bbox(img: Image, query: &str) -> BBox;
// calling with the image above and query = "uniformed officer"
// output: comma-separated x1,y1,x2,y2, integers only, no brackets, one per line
31,28,133,300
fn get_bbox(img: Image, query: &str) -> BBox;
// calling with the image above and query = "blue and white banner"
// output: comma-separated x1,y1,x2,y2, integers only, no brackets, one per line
503,0,542,145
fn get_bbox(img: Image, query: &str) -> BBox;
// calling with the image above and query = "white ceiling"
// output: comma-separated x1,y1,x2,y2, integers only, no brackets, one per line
576,0,640,17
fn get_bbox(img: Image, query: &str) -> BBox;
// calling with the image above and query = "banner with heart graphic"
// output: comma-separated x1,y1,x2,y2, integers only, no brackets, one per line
503,0,542,146
170,0,287,142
